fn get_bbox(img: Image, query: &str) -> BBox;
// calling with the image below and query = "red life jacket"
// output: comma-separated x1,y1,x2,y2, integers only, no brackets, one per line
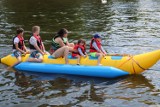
29,33,43,50
72,44,86,57
89,38,102,52
13,34,24,50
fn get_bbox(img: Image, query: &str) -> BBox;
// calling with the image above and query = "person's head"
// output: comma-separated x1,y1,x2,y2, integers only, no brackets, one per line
16,28,24,36
57,28,68,38
32,26,40,34
78,39,86,46
94,34,102,41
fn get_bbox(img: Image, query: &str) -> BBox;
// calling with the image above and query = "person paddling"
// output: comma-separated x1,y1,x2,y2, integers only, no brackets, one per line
89,34,107,65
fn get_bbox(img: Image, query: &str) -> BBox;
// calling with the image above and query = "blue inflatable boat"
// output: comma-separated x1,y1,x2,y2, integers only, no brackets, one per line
15,62,129,78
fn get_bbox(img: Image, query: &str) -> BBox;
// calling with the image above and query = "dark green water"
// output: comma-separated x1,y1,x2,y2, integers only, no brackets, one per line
0,0,160,106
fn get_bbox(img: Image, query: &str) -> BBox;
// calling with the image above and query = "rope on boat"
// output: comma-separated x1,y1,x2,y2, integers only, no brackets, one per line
117,55,146,74
131,58,146,71
117,55,133,67
132,61,136,74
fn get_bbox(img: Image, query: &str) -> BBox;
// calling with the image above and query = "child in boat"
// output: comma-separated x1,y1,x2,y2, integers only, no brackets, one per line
89,34,107,65
28,26,48,62
72,39,87,65
11,27,29,68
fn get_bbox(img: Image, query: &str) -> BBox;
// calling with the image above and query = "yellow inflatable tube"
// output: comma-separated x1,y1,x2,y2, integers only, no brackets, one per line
1,50,160,74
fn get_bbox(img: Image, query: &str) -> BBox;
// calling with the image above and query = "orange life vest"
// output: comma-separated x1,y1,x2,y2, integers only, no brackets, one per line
72,44,86,57
29,33,43,50
89,38,102,52
13,34,24,50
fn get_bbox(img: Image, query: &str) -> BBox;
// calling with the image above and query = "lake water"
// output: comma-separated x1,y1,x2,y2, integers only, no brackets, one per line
0,0,160,106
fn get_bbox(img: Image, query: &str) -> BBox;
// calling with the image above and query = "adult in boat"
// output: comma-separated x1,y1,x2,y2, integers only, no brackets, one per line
50,28,74,64
27,26,47,62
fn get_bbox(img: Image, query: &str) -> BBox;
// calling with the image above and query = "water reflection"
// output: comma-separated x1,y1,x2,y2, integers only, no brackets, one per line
89,84,104,102
14,71,155,93
0,67,159,106
15,71,31,88
119,75,154,89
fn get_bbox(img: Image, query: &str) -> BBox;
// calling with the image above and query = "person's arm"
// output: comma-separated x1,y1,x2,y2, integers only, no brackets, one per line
23,41,29,52
66,40,69,46
56,38,66,47
78,48,85,56
100,46,107,55
23,45,27,52
63,37,69,45
92,42,102,53
23,45,30,53
15,43,26,54
30,37,44,55
33,44,44,55
14,38,26,54
85,51,87,55
42,42,45,52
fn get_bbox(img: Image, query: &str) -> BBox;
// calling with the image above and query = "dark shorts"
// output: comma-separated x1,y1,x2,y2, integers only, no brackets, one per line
30,51,43,59
13,51,22,58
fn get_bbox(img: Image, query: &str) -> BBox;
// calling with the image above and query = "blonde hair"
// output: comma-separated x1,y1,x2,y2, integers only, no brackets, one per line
32,26,40,33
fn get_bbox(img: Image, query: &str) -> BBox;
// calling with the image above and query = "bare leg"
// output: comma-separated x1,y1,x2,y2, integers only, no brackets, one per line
27,53,43,62
27,58,42,62
64,47,69,64
68,43,74,52
74,55,80,65
77,55,80,65
68,47,74,52
68,43,74,47
96,53,103,65
52,46,69,64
